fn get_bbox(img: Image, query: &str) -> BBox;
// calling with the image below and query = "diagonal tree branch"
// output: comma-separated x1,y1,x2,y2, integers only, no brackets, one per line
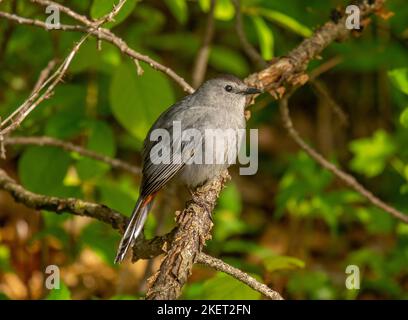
4,136,141,176
147,0,397,301
197,253,283,300
0,167,281,299
1,0,403,302
279,92,408,224
0,167,127,230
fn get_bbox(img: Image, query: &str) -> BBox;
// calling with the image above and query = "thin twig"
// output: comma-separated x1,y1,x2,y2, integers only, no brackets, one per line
310,79,349,126
4,136,140,176
232,0,267,69
31,59,58,94
197,253,283,300
309,56,343,80
30,0,91,25
0,168,127,229
0,11,85,32
25,0,194,93
0,0,132,145
94,0,128,24
0,34,90,137
146,171,230,300
192,0,216,88
0,167,278,299
279,92,408,224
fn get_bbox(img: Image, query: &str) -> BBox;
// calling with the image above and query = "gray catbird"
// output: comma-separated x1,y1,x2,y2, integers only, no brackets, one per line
115,75,262,263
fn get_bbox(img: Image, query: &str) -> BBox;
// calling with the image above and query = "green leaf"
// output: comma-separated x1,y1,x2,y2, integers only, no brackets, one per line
201,272,262,299
76,120,116,180
163,0,188,24
249,7,312,38
199,0,235,21
110,61,175,141
263,255,305,272
98,178,138,214
388,68,408,95
218,183,242,213
209,46,249,76
90,0,138,28
45,111,85,139
0,245,11,272
349,130,396,177
287,271,335,299
251,16,274,60
400,108,408,128
18,146,71,195
80,222,120,266
355,207,395,235
45,282,71,300
213,183,249,241
70,38,121,74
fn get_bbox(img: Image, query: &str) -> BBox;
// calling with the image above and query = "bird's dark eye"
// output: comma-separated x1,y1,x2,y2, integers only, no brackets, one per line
224,85,233,92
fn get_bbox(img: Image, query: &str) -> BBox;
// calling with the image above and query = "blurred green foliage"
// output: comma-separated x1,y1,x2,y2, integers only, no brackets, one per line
0,0,408,300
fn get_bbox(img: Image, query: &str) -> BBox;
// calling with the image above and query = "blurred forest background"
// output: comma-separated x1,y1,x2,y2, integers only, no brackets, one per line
1,0,408,300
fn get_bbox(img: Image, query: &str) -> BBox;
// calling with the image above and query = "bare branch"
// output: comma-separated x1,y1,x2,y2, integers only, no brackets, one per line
192,0,216,88
197,253,283,300
0,0,135,146
0,34,90,138
0,167,127,229
310,79,349,126
0,0,398,303
4,136,140,176
26,0,194,93
0,167,280,298
146,171,230,300
31,59,58,94
30,0,91,25
279,92,408,224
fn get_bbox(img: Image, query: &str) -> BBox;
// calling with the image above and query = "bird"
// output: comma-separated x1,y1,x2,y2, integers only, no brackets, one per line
114,75,262,263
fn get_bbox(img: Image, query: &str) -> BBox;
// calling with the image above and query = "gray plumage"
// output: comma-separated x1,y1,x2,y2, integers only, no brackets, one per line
115,75,261,263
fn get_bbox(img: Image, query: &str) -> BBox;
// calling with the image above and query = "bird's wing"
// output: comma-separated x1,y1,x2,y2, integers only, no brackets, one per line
141,131,201,196
140,101,205,197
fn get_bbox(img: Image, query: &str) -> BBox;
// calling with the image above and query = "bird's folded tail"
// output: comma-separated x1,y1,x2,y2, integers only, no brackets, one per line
114,195,154,264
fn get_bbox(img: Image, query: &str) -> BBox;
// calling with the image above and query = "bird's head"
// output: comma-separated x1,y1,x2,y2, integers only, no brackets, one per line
194,75,263,108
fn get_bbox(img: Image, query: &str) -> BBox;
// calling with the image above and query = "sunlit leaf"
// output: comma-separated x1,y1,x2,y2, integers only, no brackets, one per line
247,7,312,38
400,108,408,128
388,68,408,95
251,16,274,60
263,255,305,272
199,0,235,21
163,0,188,24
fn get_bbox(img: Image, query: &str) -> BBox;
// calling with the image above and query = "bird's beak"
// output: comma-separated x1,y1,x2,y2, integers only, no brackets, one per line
241,87,263,95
